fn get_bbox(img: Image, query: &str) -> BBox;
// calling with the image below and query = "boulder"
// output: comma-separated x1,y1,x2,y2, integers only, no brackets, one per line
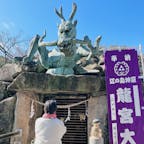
8,72,105,94
0,96,16,144
0,63,22,82
0,81,10,101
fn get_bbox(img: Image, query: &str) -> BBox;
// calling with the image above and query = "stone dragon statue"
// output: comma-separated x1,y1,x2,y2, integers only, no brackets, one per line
23,3,103,75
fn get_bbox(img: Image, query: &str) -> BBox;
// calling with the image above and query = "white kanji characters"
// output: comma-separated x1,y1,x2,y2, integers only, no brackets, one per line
109,76,137,85
116,87,132,103
111,55,117,62
131,76,136,83
125,77,131,83
124,54,131,61
115,78,120,84
118,108,133,124
112,123,118,143
119,77,125,84
109,78,115,84
110,94,117,121
120,129,136,144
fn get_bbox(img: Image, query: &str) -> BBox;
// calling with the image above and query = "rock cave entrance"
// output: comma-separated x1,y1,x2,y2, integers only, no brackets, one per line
43,93,88,144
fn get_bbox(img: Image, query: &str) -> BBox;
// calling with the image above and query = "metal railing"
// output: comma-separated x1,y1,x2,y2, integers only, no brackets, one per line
0,129,22,140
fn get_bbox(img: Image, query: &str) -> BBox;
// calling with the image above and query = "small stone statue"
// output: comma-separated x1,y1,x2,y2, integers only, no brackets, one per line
23,3,103,75
89,119,104,144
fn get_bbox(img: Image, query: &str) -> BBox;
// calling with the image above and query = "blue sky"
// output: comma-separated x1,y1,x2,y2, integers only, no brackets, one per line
0,0,144,50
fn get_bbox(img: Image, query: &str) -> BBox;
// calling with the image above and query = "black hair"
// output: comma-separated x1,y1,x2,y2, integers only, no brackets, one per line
44,100,57,114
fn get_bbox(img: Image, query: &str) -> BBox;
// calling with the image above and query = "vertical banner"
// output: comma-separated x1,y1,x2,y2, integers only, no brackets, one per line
105,49,144,144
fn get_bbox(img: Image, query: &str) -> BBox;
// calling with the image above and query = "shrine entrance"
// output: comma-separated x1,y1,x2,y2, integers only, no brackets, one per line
8,73,106,144
44,94,88,144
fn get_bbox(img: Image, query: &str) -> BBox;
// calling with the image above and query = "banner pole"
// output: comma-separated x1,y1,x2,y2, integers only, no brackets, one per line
139,44,144,82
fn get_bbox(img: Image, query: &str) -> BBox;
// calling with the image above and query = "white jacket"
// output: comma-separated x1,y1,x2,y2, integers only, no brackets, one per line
34,117,66,144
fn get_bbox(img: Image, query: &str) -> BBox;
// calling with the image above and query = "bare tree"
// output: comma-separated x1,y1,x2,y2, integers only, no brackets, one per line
0,30,29,64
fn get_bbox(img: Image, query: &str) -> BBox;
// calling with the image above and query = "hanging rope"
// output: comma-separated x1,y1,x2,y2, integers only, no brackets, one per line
25,95,88,109
29,100,35,118
85,101,88,117
58,99,88,109
64,107,71,122
26,95,89,122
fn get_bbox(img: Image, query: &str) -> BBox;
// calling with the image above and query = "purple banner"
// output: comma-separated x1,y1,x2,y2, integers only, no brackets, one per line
105,49,144,144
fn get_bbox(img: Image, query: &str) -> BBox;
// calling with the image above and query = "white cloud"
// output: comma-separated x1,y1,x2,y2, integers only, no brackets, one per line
0,21,15,30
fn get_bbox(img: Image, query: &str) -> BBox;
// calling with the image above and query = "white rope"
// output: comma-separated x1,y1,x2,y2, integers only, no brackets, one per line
26,93,103,124
58,99,88,109
85,101,88,117
64,107,71,122
25,95,88,109
26,95,89,122
29,100,35,118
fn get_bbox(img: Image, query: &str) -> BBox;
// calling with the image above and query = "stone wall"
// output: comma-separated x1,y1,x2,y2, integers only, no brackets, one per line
10,91,43,144
0,69,107,144
0,63,21,143
7,72,106,143
88,95,109,144
0,96,16,144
